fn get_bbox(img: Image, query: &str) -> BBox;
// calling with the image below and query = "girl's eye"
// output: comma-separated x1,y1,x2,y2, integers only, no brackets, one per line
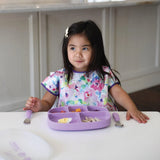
82,47,88,51
70,47,75,51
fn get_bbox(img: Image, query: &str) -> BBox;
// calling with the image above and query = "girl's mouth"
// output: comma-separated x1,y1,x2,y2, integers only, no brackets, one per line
75,61,83,63
76,60,83,63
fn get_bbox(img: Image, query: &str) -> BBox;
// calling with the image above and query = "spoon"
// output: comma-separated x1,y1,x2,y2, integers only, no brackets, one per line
23,110,32,124
112,113,124,127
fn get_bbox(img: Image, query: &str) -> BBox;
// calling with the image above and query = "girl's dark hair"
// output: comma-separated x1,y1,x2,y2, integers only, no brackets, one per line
62,20,120,84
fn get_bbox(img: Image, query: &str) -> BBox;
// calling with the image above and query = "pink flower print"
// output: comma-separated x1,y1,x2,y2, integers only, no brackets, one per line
84,91,92,101
52,88,56,92
56,70,64,74
90,79,104,91
68,83,75,89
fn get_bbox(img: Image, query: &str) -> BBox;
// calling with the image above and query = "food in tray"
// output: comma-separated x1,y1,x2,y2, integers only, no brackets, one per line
58,118,72,123
60,110,66,113
50,110,66,113
71,108,82,112
82,116,100,122
75,108,81,112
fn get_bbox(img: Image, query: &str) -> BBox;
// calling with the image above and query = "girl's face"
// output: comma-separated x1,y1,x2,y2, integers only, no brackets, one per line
67,34,92,72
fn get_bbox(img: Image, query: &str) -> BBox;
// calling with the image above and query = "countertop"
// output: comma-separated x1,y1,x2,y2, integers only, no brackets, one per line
0,111,160,160
0,0,160,13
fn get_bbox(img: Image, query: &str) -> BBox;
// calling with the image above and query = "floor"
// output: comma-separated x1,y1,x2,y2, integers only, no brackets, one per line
117,85,160,112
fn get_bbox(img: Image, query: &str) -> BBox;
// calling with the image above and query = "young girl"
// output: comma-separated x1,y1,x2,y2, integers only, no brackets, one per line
24,20,149,123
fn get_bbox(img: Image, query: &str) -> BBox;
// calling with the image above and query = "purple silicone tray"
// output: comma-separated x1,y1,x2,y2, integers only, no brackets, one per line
48,106,111,131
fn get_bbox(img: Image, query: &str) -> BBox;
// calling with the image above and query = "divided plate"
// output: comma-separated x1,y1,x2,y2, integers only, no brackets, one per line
48,106,111,131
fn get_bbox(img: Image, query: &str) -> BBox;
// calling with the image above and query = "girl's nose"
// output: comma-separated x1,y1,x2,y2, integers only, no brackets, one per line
75,49,82,57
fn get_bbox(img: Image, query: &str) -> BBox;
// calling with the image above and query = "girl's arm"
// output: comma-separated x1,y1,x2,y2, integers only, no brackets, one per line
109,84,149,123
40,91,57,111
24,91,57,112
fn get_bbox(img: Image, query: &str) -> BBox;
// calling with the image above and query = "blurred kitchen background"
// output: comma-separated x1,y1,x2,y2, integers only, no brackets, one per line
0,0,160,111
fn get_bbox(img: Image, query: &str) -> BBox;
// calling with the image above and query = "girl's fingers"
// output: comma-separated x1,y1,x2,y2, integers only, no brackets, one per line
134,112,149,123
133,115,142,123
31,97,37,103
126,111,131,120
25,100,33,106
24,97,41,112
23,106,31,110
25,102,32,108
139,113,149,123
26,97,37,107
143,113,149,120
126,111,149,123
24,97,36,109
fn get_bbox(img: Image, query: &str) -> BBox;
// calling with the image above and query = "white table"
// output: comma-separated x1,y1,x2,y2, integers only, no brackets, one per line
0,111,160,160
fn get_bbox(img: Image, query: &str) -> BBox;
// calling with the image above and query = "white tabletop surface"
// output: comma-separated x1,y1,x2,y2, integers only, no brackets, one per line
0,111,160,160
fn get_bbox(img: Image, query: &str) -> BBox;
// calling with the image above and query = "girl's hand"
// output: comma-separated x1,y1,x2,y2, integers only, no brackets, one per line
24,97,42,112
126,110,149,123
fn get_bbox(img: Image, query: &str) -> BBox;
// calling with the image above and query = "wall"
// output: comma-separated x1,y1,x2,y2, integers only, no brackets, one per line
0,4,160,111
0,13,39,111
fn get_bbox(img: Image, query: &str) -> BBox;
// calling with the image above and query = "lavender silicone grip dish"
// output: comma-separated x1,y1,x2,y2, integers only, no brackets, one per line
48,106,111,131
